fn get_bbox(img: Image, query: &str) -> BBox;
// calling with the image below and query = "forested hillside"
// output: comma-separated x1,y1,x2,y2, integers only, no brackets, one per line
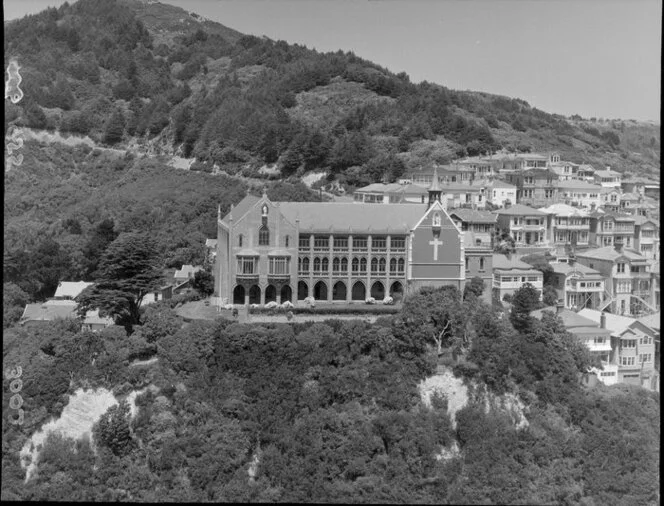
2,287,660,502
5,0,659,190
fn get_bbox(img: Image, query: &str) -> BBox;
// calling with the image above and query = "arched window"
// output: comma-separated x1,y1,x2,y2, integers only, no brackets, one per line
302,257,310,273
285,235,290,247
390,258,397,274
371,258,378,273
352,258,359,272
259,225,269,246
333,257,340,272
360,258,367,273
379,258,386,273
479,257,485,271
313,257,321,273
238,234,243,247
433,213,441,227
340,258,348,273
397,258,405,273
321,257,329,273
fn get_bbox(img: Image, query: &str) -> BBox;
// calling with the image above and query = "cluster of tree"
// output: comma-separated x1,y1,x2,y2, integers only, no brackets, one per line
2,283,660,502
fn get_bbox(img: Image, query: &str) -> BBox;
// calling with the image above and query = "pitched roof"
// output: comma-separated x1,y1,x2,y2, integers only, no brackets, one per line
53,281,94,299
538,203,589,217
492,254,542,273
575,246,647,262
594,169,622,177
632,215,659,226
637,313,661,332
531,307,601,328
401,183,428,195
276,202,427,234
550,262,603,277
496,204,546,216
489,180,516,189
621,192,640,200
449,209,497,224
221,195,261,226
577,309,635,335
174,265,203,279
21,302,78,323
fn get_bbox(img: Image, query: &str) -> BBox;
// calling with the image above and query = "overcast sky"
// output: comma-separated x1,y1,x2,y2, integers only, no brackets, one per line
4,0,661,122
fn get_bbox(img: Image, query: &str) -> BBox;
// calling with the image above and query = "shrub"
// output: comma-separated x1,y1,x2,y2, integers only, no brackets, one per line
383,296,394,305
365,297,376,305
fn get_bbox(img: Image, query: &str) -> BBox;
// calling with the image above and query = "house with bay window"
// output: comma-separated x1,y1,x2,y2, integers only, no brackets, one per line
492,254,543,302
495,204,548,248
539,203,590,255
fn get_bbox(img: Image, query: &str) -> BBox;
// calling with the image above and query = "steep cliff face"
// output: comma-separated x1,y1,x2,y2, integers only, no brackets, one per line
20,386,151,482
419,367,529,430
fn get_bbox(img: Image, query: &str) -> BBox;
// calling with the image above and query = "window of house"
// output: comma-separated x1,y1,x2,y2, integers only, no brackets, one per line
237,256,257,274
269,257,290,275
391,237,405,249
333,258,340,272
371,258,379,273
479,257,485,271
314,236,329,249
321,258,329,273
299,236,310,249
313,258,321,272
353,236,368,249
465,257,469,271
333,236,348,249
617,263,625,273
299,257,310,273
340,258,348,273
360,258,367,273
238,234,243,247
397,258,405,273
379,258,386,273
352,258,359,272
284,235,290,248
372,236,387,249
259,225,270,246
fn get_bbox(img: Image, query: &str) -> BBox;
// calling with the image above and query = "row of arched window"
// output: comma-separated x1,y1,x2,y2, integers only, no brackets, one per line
298,257,405,275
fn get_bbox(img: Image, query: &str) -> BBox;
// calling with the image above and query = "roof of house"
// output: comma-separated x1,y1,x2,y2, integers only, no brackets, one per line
221,194,261,226
632,215,659,227
174,265,203,279
355,183,404,194
205,238,217,248
489,180,516,189
594,169,622,177
550,262,603,277
621,192,640,201
401,183,429,195
53,281,94,299
492,254,542,274
622,176,660,185
21,302,78,323
575,246,647,263
555,180,602,190
531,306,601,329
589,211,635,221
449,209,497,224
277,201,428,234
83,309,115,326
539,203,589,217
496,204,547,216
577,309,635,335
637,313,661,332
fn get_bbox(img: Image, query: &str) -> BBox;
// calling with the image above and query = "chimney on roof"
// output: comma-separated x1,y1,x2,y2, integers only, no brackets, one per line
556,301,564,314
600,312,606,329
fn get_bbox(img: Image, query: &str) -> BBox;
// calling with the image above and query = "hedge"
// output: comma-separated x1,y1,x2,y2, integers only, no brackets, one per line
248,305,400,316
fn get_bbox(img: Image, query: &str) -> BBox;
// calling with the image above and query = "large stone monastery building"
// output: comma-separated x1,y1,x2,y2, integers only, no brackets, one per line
214,180,492,306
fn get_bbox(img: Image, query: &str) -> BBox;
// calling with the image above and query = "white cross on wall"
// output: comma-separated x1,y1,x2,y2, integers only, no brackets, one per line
429,237,443,261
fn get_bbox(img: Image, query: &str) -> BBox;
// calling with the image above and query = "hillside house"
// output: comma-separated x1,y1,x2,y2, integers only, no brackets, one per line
531,305,617,385
578,309,659,390
449,209,497,247
593,168,622,188
486,180,517,208
588,211,636,249
632,216,660,260
547,260,606,310
575,243,656,316
492,254,543,302
353,183,428,204
495,204,548,248
556,180,603,209
539,203,591,254
53,281,94,300
504,167,558,207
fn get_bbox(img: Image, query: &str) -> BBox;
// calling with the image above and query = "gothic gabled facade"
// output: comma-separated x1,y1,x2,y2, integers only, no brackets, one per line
214,184,491,306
